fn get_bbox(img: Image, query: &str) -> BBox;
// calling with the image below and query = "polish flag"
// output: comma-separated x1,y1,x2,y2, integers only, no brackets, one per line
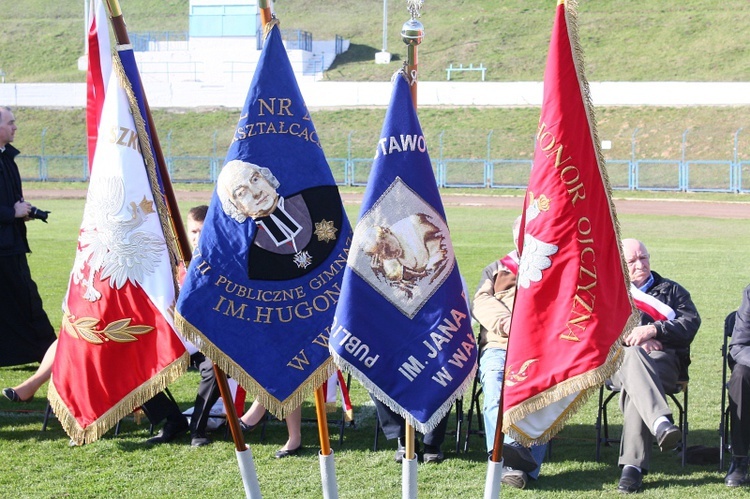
49,45,187,445
86,0,112,171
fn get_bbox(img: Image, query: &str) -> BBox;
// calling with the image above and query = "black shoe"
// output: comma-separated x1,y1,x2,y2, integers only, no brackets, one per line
617,466,643,494
275,445,302,458
239,420,258,432
191,433,212,447
655,421,681,451
502,441,537,473
423,445,444,464
2,387,31,403
146,420,189,444
725,456,749,487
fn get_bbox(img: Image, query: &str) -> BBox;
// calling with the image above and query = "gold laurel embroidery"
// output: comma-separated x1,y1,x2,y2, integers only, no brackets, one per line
505,359,539,386
63,314,154,344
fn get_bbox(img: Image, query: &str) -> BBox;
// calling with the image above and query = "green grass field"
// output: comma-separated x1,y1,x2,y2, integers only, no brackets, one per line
3,0,750,495
1,194,750,497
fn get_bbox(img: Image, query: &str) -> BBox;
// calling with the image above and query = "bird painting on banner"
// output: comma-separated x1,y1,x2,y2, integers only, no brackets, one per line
330,71,476,435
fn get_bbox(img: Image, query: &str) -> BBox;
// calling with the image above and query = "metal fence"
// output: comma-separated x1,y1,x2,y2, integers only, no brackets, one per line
18,127,750,193
18,153,750,193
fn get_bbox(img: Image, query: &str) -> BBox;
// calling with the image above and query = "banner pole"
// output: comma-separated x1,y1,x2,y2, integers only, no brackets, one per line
104,0,258,495
314,385,333,456
215,364,262,499
401,1,423,108
258,0,273,28
400,5,424,496
314,386,339,498
103,0,191,264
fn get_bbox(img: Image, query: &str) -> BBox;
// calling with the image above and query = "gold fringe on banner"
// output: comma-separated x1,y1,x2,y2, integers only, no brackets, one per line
502,0,640,446
175,312,335,419
48,351,188,446
47,47,190,446
331,349,476,435
112,47,184,295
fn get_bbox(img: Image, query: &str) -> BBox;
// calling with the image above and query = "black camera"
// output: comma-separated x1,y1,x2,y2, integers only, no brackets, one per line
28,206,50,223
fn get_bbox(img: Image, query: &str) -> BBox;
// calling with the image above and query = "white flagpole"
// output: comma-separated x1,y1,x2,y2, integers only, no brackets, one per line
484,458,503,499
314,386,339,498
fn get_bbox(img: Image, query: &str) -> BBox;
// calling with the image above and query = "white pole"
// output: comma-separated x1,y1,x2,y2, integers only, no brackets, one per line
483,458,503,499
382,0,388,53
402,456,418,499
319,450,339,499
236,446,263,499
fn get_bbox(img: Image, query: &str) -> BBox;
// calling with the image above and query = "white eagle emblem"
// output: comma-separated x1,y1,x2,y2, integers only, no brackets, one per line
517,234,558,289
72,176,165,302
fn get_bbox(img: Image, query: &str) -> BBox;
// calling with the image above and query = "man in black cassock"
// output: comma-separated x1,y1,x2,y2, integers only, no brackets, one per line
0,106,56,367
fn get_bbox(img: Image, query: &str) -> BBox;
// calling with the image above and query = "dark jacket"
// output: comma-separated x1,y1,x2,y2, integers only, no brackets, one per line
730,285,750,369
0,144,29,255
641,270,701,377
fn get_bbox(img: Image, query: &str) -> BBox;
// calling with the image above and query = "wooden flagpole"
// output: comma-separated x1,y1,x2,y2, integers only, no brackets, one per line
401,1,424,465
103,0,191,265
258,0,273,28
255,0,334,461
314,385,333,456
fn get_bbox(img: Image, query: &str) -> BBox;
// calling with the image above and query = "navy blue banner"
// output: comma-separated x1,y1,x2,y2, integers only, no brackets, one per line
176,26,351,416
330,74,476,432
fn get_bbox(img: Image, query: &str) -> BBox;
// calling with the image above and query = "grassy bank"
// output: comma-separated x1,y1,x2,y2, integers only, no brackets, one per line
3,1,750,83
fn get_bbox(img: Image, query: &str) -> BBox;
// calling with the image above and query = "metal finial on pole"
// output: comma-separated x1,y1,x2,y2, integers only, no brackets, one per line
401,0,424,105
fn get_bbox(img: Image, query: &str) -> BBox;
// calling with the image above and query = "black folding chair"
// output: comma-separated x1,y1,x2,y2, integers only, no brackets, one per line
595,364,690,467
719,310,738,471
462,371,484,453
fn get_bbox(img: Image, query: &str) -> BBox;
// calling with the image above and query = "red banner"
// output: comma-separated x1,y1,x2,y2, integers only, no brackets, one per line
85,0,110,171
49,42,187,445
502,0,637,445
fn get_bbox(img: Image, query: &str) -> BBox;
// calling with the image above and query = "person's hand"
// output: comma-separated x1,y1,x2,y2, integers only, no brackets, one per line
493,271,515,294
14,200,31,219
623,324,658,346
638,338,663,354
499,315,511,334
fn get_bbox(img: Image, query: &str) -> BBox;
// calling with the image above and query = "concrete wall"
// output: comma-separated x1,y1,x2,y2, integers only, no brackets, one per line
3,81,750,109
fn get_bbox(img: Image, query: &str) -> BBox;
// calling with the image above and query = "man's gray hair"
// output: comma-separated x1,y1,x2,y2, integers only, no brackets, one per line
216,159,280,223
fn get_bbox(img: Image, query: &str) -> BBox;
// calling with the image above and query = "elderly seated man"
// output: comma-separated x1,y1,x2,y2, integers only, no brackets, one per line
611,239,701,494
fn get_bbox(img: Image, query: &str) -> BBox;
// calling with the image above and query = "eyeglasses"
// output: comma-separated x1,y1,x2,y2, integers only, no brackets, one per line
626,255,650,266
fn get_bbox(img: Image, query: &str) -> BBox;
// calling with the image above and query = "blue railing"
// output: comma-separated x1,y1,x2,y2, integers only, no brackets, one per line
16,153,750,193
130,32,189,52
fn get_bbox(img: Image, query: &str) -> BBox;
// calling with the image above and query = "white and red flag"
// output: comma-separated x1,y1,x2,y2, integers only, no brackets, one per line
502,0,638,445
85,0,112,171
49,37,188,445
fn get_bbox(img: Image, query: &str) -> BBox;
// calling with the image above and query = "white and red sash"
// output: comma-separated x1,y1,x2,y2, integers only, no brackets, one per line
630,284,676,322
499,250,520,275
